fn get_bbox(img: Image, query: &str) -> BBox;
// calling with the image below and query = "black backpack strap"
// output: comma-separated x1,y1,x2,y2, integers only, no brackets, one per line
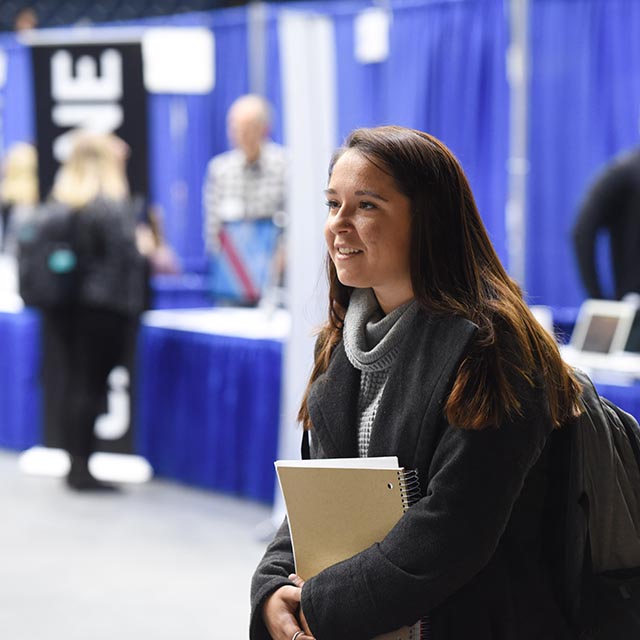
301,429,310,460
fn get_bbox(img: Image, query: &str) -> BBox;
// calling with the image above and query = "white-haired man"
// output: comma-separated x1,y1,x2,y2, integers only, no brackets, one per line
203,95,287,305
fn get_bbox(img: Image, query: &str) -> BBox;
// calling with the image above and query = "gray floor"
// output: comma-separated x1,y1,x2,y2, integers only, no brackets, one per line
0,449,273,639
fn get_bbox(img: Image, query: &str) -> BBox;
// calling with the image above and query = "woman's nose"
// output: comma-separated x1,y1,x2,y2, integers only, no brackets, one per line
328,205,352,234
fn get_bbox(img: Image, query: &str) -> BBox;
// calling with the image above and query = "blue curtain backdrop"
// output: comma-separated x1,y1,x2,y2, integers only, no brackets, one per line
134,7,283,271
142,0,501,274
107,7,283,273
12,0,640,309
0,34,36,155
142,9,252,271
528,0,640,308
327,0,510,268
0,0,507,277
0,8,261,273
0,6,285,271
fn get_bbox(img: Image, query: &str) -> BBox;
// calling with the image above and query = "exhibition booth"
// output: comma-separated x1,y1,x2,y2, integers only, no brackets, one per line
1,0,640,504
2,297,640,505
0,302,288,503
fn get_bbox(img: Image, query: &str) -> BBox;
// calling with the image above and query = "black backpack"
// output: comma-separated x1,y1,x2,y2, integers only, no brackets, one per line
548,368,640,638
17,205,80,309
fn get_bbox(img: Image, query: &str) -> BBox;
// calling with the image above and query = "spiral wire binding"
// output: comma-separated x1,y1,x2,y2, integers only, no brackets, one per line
398,468,421,511
398,469,431,640
418,616,432,639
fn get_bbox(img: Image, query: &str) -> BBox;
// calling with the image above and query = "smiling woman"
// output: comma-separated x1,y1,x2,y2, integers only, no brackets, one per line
250,126,583,640
324,150,413,314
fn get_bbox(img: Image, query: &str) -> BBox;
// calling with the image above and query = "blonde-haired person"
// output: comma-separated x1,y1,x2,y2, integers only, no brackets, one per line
0,142,39,255
41,131,149,491
51,131,129,209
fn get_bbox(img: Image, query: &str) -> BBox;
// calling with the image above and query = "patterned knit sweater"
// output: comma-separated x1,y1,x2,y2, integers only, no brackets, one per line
343,288,419,457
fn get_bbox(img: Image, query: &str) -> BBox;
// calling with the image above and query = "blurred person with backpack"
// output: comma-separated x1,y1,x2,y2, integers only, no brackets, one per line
20,131,149,491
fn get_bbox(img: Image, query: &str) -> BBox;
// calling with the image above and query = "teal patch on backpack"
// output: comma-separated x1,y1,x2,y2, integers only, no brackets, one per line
47,248,77,273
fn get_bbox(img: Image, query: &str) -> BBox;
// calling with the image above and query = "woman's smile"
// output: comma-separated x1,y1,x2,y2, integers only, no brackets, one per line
334,245,363,258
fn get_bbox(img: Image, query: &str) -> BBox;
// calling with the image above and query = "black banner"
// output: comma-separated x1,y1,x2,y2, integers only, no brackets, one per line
31,40,148,201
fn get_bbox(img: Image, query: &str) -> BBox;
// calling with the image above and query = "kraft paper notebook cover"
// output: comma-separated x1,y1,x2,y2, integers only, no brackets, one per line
275,457,422,640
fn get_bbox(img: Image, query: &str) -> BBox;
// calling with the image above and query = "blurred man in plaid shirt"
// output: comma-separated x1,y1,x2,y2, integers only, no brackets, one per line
203,95,287,306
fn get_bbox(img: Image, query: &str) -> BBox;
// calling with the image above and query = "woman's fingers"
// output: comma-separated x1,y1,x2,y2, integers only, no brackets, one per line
286,575,313,636
288,573,305,588
299,606,313,636
263,585,312,640
286,627,314,640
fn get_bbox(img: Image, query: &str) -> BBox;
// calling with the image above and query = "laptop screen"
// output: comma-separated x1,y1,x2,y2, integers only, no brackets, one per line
570,300,638,355
624,310,640,353
581,315,620,353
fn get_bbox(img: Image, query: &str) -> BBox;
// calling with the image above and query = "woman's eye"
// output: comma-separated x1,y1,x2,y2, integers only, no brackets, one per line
325,200,339,210
359,201,376,210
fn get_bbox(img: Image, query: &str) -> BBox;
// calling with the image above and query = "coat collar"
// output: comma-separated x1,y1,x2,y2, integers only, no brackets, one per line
307,309,478,464
307,340,361,458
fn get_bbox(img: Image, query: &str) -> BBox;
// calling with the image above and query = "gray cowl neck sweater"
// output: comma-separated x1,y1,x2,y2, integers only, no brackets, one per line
343,288,419,456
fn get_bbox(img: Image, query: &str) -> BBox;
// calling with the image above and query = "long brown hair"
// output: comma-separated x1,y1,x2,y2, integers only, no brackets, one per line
298,126,582,431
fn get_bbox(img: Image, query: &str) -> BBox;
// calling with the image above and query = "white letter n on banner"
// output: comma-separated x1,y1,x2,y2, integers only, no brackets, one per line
51,104,123,161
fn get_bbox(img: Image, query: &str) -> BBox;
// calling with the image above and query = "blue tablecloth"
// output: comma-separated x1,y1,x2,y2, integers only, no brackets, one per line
0,307,284,503
136,325,282,503
1,305,635,505
0,309,41,449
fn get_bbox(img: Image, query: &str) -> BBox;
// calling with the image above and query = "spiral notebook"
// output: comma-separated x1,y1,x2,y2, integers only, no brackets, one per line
275,456,423,640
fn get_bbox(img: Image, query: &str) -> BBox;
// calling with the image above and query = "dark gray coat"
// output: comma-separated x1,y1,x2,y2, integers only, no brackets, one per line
251,309,573,640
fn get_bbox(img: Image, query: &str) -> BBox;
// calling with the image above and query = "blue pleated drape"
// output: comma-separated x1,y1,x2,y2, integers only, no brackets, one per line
0,9,256,273
264,6,285,144
528,0,640,308
10,0,640,308
136,326,282,503
0,310,41,450
141,7,284,271
1,1,507,274
141,8,252,272
327,0,510,268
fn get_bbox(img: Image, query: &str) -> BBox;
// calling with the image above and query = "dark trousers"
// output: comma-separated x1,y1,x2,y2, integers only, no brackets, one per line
41,307,132,458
